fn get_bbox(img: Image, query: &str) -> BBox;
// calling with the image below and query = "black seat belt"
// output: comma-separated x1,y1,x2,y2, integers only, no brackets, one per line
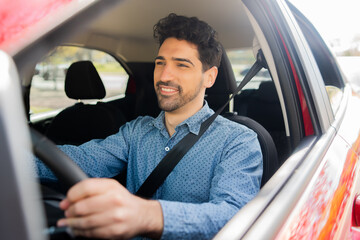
136,55,264,199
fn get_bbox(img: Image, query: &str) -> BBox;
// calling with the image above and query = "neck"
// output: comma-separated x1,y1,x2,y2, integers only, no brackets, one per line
164,98,204,137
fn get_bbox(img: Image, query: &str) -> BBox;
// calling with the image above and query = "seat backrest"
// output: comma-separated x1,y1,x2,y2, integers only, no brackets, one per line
205,46,237,112
207,49,279,186
235,81,289,163
225,114,279,187
247,81,284,131
127,62,160,118
46,61,126,145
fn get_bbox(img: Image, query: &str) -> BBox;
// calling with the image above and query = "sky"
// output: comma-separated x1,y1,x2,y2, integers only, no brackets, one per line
290,0,360,52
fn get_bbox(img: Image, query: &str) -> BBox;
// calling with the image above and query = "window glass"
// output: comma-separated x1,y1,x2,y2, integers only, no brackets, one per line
227,48,272,90
30,46,129,116
288,3,345,115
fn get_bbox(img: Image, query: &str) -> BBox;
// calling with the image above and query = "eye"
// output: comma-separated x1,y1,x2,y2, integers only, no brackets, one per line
177,63,189,68
155,61,165,66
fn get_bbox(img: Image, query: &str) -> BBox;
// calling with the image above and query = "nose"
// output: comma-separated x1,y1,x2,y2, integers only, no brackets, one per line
157,64,173,81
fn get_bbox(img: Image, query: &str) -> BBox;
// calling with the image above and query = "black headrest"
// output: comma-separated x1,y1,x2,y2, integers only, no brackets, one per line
206,49,237,95
257,81,279,102
65,61,106,100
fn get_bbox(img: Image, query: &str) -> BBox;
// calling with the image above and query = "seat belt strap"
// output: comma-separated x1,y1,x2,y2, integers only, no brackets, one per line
136,58,263,199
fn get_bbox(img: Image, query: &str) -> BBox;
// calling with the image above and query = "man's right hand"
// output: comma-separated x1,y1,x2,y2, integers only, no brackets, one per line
57,178,164,239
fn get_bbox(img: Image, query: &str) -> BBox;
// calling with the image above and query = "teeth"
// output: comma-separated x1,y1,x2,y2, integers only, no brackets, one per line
161,87,176,92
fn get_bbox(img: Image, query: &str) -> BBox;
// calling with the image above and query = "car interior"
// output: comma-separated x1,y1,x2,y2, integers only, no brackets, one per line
45,60,127,145
1,0,355,238
18,1,320,235
3,0,355,238
32,45,281,186
27,0,293,188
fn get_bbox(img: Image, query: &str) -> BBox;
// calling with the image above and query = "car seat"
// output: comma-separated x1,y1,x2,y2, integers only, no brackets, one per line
127,62,161,119
234,81,288,163
46,61,126,145
224,114,278,186
206,50,279,186
247,81,284,132
205,47,237,113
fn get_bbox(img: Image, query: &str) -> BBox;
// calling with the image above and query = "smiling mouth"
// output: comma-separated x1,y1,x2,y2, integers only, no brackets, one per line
158,85,179,96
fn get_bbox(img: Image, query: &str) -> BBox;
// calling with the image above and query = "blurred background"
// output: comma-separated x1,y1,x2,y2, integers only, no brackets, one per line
290,0,360,93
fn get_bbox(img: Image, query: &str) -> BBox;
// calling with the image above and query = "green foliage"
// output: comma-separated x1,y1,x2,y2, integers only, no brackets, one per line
227,48,255,65
30,106,54,114
94,62,126,73
36,46,127,77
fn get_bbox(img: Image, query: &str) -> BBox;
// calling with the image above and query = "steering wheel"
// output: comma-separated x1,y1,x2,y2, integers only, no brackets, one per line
30,128,88,239
31,128,88,188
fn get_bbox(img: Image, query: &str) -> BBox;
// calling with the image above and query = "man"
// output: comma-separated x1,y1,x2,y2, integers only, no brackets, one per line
36,13,262,239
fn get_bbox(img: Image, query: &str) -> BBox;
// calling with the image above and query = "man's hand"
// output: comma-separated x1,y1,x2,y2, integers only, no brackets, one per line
57,178,164,239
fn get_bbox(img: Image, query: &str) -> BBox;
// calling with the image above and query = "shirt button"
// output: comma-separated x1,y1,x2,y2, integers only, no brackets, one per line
165,146,170,151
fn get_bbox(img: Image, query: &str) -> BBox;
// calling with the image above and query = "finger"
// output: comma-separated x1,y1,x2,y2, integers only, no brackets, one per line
64,192,122,217
58,208,127,232
59,198,71,210
72,227,116,239
66,178,123,203
71,222,133,240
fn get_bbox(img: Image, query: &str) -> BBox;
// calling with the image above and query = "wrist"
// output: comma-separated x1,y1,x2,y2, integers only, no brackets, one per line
139,199,164,239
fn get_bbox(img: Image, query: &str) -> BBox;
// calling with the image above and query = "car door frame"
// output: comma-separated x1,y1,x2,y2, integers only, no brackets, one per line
214,0,359,239
0,51,46,240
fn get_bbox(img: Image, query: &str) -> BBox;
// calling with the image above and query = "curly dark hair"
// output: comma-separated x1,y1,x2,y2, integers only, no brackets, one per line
153,13,222,71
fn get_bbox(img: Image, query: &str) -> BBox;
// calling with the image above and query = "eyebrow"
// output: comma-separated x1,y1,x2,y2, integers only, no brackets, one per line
155,56,195,67
173,57,195,66
155,56,165,61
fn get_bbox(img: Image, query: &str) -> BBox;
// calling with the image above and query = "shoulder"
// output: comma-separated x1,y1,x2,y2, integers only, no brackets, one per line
213,115,255,135
120,115,155,133
210,115,259,147
130,115,155,125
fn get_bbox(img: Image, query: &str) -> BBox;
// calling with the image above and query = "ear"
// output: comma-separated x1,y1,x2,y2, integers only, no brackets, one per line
203,66,218,88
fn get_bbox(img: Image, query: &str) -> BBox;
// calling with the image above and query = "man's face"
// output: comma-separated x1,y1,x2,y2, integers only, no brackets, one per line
154,37,208,112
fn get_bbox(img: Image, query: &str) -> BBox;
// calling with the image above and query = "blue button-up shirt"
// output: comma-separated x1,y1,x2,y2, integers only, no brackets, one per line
35,103,262,240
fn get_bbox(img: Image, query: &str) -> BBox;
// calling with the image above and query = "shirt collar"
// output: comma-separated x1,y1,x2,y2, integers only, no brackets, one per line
151,101,214,135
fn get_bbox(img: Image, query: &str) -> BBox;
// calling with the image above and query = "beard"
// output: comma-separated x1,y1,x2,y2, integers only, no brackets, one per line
155,79,203,112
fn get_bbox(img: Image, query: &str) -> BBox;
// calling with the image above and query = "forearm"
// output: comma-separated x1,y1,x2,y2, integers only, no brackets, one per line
33,144,97,182
34,157,57,181
34,141,127,181
158,200,239,240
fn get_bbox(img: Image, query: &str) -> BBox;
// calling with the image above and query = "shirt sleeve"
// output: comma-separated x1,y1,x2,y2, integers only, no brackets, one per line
35,120,135,182
158,128,263,240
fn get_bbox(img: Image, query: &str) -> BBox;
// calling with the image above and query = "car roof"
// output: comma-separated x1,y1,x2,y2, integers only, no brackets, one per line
1,0,255,79
73,0,254,61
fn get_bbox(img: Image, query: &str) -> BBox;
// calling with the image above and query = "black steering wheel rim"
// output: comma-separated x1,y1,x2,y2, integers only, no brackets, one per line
30,128,88,190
